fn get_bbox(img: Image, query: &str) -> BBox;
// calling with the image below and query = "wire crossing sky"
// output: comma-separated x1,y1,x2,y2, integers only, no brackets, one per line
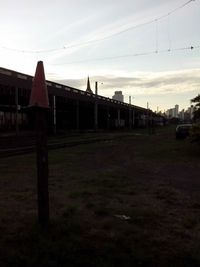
51,46,200,65
0,0,200,111
0,0,196,53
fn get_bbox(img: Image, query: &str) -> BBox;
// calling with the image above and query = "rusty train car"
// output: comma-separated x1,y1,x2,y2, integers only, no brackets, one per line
0,67,154,133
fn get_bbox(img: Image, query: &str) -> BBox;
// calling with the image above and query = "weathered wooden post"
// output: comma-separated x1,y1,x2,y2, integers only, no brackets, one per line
29,61,49,228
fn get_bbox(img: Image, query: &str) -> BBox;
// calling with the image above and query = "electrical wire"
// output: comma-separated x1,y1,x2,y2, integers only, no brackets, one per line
0,46,64,53
64,0,196,50
0,0,196,54
51,45,200,65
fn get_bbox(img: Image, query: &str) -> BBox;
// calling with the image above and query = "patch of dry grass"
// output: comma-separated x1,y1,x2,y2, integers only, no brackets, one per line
0,126,200,266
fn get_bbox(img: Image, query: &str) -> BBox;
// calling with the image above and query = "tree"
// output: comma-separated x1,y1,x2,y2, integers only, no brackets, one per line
191,94,200,121
191,94,200,143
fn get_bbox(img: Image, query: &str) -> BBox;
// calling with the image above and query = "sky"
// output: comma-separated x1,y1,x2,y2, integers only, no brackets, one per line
0,0,200,112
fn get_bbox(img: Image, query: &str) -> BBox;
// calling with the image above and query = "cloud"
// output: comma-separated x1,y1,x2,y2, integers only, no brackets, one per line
54,68,200,97
47,67,200,111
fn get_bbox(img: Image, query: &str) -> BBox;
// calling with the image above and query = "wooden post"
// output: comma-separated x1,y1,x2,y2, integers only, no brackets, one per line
35,109,49,227
29,61,49,228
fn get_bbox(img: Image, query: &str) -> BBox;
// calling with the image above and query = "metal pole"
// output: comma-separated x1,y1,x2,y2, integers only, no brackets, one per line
132,109,135,128
107,106,110,130
15,87,19,135
94,81,98,131
76,99,79,130
95,81,98,95
94,100,98,131
117,109,120,128
129,107,132,130
147,102,149,132
53,95,56,134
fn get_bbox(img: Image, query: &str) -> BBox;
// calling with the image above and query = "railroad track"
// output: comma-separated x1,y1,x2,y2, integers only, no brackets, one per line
0,136,115,158
0,131,142,158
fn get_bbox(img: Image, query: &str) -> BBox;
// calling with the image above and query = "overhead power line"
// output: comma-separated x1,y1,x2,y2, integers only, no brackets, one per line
64,0,196,50
51,45,200,65
0,0,196,54
0,46,64,54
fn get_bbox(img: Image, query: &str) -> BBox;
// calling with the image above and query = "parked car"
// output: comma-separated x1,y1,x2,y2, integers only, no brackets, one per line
175,124,192,139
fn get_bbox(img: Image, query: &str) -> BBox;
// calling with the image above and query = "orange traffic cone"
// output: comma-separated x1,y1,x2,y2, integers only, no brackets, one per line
29,61,49,108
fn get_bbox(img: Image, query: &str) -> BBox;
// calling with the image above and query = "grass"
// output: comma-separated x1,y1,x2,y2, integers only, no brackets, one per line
0,125,200,266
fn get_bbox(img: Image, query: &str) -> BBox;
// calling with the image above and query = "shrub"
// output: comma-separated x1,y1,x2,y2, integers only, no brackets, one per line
190,123,200,143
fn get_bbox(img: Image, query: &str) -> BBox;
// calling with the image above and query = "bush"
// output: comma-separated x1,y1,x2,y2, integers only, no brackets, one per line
190,123,200,143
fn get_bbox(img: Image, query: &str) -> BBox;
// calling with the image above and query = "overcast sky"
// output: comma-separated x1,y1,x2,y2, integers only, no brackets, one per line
0,0,200,111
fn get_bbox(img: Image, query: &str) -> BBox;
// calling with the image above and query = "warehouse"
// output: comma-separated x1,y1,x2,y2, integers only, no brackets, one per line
0,67,153,133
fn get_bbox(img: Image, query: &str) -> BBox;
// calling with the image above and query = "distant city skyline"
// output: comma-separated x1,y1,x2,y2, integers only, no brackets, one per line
165,103,194,121
0,0,200,111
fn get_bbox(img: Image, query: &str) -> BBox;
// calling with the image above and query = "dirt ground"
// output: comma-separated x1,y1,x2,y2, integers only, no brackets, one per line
0,126,200,266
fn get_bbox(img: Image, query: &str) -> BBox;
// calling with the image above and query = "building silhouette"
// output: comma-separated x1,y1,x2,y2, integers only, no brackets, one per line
0,66,159,132
166,104,194,122
112,91,124,102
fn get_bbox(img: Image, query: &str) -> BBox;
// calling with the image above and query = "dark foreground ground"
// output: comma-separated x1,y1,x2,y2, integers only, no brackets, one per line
0,126,200,267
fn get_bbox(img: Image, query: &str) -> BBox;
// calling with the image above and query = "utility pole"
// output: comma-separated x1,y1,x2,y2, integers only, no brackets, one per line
147,102,149,132
76,99,80,131
94,82,98,131
129,96,132,129
95,81,98,95
95,81,103,95
94,81,103,131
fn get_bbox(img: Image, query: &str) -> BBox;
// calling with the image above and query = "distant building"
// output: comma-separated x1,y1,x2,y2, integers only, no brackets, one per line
174,104,179,118
166,108,174,118
166,104,195,122
112,91,124,102
188,105,194,120
179,109,185,121
166,104,179,118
